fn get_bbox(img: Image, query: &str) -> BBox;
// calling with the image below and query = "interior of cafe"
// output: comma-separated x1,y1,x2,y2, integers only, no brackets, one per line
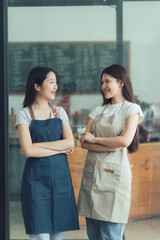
1,1,160,240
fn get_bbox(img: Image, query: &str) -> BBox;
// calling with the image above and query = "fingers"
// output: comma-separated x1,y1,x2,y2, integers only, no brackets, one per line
80,135,86,144
20,149,24,155
82,132,88,135
65,149,74,154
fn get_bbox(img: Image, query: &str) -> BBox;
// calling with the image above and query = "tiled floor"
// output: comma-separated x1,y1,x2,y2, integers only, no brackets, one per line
10,201,160,240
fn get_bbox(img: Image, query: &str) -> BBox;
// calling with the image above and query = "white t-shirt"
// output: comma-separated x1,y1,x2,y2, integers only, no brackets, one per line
15,105,69,128
89,101,144,124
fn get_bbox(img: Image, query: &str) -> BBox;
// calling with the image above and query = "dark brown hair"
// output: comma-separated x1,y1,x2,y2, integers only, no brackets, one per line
23,66,56,108
100,64,139,153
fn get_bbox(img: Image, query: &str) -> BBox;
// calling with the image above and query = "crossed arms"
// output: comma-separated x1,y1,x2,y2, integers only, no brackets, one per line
80,113,139,152
17,120,74,158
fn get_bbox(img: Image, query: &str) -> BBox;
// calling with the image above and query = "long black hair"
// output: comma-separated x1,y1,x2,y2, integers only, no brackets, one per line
100,64,139,153
23,66,55,108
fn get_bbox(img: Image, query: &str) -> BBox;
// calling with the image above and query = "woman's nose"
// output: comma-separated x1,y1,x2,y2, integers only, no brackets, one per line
54,84,58,90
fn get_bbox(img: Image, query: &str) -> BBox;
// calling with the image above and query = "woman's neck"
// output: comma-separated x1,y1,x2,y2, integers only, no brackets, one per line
32,97,49,110
111,96,125,105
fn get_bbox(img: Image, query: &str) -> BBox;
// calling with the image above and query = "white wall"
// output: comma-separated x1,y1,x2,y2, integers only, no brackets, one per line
124,2,160,104
8,2,160,115
8,6,116,42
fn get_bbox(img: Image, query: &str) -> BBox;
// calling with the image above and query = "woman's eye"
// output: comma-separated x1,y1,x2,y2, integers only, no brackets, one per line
50,81,56,84
101,80,110,84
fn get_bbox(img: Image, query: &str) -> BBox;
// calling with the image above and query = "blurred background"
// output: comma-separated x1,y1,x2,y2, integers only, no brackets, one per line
8,1,160,239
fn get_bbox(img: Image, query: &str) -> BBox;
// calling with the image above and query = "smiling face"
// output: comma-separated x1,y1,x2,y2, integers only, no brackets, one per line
101,73,124,103
34,71,58,101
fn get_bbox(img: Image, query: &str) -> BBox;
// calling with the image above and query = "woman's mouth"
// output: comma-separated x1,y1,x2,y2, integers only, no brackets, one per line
103,89,110,94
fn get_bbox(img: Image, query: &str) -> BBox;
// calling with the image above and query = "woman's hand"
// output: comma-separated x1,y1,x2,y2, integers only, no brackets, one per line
65,149,74,155
20,148,25,156
80,132,96,144
80,128,126,147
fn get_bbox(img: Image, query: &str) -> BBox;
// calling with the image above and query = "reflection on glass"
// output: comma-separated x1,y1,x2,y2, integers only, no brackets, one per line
8,2,160,240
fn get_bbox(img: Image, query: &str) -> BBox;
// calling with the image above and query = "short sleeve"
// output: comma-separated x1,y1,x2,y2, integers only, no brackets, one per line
55,106,69,122
15,109,30,128
126,103,144,124
89,106,104,120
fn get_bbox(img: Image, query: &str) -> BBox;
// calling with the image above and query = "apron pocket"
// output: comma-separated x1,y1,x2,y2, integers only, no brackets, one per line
31,168,52,199
81,160,96,189
54,167,71,198
96,163,121,193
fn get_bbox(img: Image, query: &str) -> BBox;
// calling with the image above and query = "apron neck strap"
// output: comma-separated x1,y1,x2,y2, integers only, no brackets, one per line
49,103,58,118
28,104,58,120
28,106,35,120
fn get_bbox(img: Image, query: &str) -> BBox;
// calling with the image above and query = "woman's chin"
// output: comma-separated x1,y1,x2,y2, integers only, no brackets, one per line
104,95,110,99
50,95,56,101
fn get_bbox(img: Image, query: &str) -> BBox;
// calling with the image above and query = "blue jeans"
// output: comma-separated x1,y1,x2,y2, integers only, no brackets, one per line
86,218,125,240
29,233,63,240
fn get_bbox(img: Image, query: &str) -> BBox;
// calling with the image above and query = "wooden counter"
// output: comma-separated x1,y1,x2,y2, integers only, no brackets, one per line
128,142,160,221
68,142,160,228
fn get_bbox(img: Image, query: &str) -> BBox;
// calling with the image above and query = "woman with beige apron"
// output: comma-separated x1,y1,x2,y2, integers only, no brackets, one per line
77,64,144,240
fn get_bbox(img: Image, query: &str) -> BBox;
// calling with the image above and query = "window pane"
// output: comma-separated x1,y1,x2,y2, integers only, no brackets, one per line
8,5,116,239
9,2,160,240
123,1,160,239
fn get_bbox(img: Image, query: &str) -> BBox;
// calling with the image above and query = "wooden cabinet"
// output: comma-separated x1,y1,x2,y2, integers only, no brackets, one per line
128,142,160,221
68,148,87,229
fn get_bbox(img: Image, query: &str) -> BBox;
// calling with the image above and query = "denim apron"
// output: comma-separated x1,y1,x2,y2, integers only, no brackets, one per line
77,101,132,224
21,105,79,234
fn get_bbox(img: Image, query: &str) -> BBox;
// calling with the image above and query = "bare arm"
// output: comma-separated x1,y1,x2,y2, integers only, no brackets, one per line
81,118,119,152
17,125,66,158
81,114,139,148
81,142,117,152
33,120,74,151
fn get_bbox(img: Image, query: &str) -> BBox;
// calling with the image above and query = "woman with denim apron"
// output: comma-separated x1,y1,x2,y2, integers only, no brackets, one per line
77,64,143,240
16,67,79,240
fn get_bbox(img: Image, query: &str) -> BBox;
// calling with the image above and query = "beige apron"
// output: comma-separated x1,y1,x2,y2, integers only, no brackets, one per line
77,101,132,223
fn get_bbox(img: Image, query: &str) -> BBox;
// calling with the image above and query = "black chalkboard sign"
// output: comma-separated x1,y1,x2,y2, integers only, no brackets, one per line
8,42,129,93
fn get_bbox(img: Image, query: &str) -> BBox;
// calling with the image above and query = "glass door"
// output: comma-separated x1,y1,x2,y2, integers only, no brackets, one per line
6,1,160,240
123,1,160,239
8,1,117,239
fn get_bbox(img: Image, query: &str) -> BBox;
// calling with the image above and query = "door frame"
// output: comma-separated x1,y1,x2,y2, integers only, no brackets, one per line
0,1,121,239
0,0,9,239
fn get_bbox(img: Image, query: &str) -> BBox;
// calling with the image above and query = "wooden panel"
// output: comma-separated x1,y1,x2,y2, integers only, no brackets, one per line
129,143,160,183
129,181,160,220
128,142,160,221
68,148,87,229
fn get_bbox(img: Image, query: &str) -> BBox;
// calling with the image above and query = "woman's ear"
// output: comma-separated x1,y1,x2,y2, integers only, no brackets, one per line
34,83,40,92
119,80,124,88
